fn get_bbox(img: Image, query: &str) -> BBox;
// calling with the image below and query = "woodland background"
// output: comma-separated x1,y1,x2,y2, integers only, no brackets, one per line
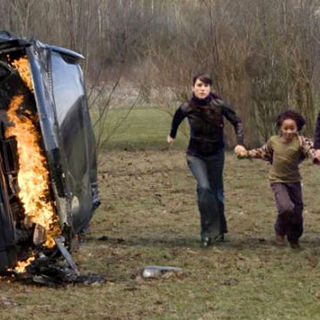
2,0,320,147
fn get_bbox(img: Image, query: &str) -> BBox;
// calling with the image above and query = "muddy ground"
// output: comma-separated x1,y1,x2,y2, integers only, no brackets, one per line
2,150,320,320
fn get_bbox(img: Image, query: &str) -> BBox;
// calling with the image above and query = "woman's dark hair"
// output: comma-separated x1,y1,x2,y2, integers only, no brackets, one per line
275,110,306,131
192,74,212,86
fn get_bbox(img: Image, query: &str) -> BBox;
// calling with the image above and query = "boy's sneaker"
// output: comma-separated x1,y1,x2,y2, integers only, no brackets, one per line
275,234,285,246
289,239,300,249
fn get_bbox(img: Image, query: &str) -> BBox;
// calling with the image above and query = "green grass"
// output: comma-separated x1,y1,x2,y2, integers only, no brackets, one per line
91,106,189,150
2,107,320,319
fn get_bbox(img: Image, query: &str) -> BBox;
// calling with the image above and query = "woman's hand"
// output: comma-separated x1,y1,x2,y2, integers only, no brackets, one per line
234,145,248,158
167,135,175,145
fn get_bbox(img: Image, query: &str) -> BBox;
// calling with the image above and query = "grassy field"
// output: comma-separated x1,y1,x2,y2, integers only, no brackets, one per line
2,107,320,320
93,106,189,150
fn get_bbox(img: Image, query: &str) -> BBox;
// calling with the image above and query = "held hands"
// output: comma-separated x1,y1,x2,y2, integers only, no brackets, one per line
234,145,258,159
234,145,248,159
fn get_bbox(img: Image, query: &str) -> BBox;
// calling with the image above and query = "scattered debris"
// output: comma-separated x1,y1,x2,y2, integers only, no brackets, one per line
1,296,21,307
3,237,105,286
55,236,79,275
13,257,105,286
141,266,183,279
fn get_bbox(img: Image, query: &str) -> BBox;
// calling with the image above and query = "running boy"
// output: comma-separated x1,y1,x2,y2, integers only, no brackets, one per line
235,110,318,248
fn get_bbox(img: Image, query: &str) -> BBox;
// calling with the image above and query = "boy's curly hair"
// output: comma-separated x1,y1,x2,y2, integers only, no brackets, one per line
275,110,306,131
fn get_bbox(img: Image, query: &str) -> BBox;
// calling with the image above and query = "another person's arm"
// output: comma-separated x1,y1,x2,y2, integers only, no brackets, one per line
314,111,320,160
314,111,320,149
235,138,273,162
220,100,244,147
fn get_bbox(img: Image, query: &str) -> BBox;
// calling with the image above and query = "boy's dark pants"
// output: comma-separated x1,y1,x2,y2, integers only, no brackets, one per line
187,150,227,240
270,182,303,242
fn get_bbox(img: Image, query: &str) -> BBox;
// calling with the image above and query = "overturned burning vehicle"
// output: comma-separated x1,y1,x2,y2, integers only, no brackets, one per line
0,31,99,281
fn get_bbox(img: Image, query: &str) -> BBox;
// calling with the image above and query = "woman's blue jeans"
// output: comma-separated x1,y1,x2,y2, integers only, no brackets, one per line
187,149,226,240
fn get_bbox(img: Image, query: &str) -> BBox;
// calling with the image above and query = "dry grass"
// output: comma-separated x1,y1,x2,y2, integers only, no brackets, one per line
2,149,320,320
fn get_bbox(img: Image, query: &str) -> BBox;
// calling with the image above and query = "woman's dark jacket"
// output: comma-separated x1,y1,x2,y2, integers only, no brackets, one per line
169,93,244,157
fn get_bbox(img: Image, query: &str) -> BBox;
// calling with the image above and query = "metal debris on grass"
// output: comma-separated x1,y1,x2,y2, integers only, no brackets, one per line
141,266,183,279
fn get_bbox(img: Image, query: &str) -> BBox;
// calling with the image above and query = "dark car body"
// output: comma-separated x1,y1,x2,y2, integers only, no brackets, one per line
0,31,99,272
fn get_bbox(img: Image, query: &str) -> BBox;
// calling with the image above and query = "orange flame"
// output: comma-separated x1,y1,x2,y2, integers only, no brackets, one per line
13,256,35,274
11,57,34,93
6,95,60,249
5,56,61,272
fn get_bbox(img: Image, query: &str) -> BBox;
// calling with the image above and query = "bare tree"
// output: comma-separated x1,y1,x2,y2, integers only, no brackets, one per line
2,0,320,147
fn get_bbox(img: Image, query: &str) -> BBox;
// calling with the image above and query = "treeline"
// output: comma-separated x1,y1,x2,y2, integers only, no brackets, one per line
1,0,320,145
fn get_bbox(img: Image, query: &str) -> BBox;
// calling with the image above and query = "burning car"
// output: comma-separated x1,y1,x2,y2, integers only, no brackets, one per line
0,31,99,279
